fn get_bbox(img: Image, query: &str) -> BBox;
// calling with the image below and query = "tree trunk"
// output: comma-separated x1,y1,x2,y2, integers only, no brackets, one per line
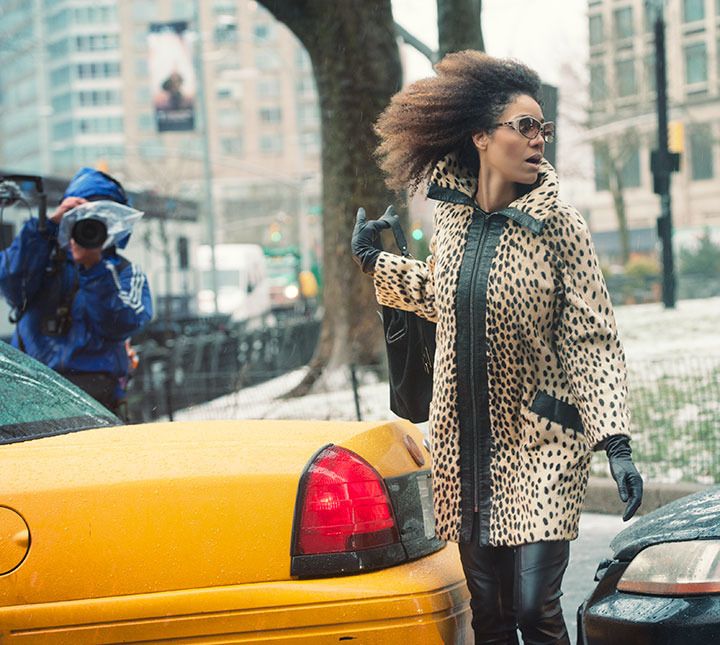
258,0,402,394
437,0,484,58
608,158,630,265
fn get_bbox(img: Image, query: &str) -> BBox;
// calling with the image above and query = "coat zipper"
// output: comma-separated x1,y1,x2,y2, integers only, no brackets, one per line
470,208,491,514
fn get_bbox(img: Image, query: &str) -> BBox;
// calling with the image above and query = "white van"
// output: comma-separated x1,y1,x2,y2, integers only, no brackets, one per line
196,244,271,323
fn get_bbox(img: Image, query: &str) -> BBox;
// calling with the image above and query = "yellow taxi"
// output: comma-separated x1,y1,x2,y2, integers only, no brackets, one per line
0,342,471,643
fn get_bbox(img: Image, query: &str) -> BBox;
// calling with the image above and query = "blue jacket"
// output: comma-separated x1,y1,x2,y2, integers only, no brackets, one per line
0,217,152,381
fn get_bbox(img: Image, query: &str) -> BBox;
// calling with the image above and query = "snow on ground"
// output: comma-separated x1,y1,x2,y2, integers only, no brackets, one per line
174,297,720,425
615,296,720,363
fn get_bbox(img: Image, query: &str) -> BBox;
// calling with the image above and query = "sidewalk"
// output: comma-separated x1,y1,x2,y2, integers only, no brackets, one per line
584,476,706,515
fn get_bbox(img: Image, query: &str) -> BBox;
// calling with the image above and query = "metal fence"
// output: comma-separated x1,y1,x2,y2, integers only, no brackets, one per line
158,349,719,484
591,355,720,485
126,318,321,422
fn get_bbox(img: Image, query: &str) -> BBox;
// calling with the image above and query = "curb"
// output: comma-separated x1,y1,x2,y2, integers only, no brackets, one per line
583,477,708,516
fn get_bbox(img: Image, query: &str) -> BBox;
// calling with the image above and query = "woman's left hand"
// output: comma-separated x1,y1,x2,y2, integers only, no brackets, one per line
605,435,643,521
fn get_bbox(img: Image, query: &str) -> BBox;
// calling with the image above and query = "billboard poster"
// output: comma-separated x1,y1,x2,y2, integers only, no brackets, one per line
148,22,196,132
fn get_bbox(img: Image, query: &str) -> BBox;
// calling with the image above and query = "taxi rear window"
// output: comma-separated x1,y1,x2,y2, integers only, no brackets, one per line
0,341,119,444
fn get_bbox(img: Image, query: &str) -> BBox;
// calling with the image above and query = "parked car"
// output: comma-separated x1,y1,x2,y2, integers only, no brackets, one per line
578,485,720,644
0,341,471,643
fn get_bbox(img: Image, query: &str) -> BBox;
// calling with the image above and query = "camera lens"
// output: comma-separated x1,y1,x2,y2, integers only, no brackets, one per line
72,218,107,249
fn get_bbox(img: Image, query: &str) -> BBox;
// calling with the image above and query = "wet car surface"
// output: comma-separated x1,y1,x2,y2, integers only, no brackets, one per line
578,485,720,645
0,342,471,643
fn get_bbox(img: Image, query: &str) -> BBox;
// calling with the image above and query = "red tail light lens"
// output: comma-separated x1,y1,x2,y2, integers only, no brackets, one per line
295,445,399,555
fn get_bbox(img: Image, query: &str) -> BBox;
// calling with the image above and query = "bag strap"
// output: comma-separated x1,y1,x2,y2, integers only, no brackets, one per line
379,209,412,258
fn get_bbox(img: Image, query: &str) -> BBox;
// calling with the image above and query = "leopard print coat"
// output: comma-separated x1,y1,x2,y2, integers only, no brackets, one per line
373,155,630,546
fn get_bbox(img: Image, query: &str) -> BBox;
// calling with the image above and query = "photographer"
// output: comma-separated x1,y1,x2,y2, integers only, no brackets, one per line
0,167,152,419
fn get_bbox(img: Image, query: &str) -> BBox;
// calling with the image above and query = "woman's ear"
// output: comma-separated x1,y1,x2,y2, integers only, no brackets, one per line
472,131,489,152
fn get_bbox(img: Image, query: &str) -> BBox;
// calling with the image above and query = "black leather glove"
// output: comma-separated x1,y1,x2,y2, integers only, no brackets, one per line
351,206,393,274
605,434,643,521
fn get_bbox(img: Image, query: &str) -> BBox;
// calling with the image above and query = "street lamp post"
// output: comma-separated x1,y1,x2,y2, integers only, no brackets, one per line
193,0,219,314
648,0,680,308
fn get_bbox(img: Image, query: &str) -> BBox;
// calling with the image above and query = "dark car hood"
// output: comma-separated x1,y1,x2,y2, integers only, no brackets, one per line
610,485,720,560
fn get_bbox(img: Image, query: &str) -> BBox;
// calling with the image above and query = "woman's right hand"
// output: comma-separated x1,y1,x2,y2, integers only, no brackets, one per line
351,205,394,274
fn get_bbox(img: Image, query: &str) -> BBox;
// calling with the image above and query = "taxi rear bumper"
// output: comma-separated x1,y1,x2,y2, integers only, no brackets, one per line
0,544,471,644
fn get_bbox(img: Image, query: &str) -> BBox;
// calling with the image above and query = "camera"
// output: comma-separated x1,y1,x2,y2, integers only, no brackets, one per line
72,218,108,249
0,180,22,208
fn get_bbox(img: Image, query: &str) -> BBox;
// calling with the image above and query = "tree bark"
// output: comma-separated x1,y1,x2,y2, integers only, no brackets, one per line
437,0,484,58
608,159,630,265
258,0,402,394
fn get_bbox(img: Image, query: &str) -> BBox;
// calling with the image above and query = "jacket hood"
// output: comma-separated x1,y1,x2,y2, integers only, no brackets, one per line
63,167,128,205
426,153,560,234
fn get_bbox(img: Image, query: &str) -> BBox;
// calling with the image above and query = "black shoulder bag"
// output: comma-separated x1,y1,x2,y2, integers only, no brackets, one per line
380,214,436,423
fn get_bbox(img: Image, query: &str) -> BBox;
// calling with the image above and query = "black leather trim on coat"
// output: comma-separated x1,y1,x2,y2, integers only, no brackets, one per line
455,209,509,544
427,183,476,207
530,390,584,433
427,184,544,234
498,207,545,235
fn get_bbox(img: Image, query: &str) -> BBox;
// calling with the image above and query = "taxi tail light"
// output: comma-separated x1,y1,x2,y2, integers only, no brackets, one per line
293,445,399,555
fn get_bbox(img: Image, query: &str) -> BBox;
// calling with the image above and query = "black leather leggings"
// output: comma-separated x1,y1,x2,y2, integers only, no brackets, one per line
459,536,571,645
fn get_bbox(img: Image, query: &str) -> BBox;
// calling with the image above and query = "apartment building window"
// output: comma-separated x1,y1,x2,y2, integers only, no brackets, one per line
48,38,70,57
643,4,656,32
78,117,123,134
257,78,281,98
214,21,238,44
218,109,242,129
138,114,153,132
77,62,121,79
296,76,316,96
644,54,656,92
593,145,609,191
684,42,708,84
259,133,283,154
139,141,165,159
46,9,70,31
253,23,275,44
299,102,320,123
77,90,121,107
590,63,607,101
52,120,74,139
300,131,321,155
682,0,705,22
51,92,72,113
613,7,633,39
221,137,244,155
50,65,71,85
75,34,119,51
259,107,282,123
615,59,637,96
621,147,641,188
255,51,280,71
589,14,604,46
689,124,714,179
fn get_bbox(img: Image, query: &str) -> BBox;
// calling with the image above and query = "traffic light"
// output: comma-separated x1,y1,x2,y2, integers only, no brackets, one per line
411,222,424,241
668,121,684,153
269,222,282,243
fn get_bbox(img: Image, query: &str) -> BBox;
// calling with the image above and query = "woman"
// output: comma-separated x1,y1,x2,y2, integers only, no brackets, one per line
351,51,643,644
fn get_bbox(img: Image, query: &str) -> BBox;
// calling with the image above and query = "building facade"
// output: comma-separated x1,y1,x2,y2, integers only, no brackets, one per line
0,0,322,301
586,0,720,257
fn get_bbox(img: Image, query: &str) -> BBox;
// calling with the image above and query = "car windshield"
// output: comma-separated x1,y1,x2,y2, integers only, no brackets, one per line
0,341,120,444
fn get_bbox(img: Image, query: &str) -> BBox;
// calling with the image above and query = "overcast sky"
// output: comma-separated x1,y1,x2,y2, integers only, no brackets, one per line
391,0,588,85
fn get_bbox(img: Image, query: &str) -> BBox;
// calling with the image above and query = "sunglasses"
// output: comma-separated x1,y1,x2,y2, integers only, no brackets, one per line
494,116,555,143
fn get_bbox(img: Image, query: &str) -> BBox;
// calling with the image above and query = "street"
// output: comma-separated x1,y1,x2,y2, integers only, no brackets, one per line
562,512,632,640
